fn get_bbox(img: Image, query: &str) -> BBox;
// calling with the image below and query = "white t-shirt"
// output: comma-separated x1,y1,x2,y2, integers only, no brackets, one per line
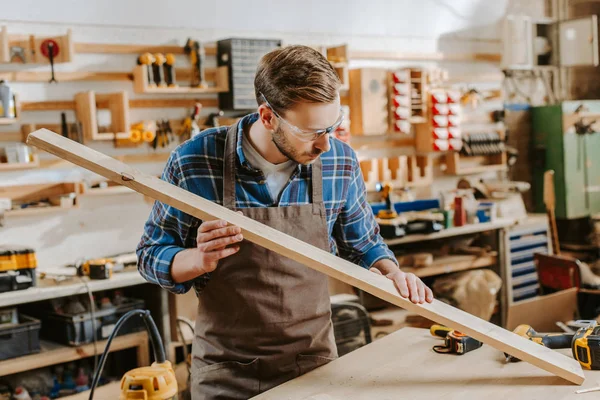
242,134,298,202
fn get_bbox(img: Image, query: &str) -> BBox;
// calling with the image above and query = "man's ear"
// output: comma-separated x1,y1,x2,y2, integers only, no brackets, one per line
258,104,277,131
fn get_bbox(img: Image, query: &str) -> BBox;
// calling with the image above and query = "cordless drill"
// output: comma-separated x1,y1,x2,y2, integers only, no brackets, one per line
572,324,600,370
505,324,574,362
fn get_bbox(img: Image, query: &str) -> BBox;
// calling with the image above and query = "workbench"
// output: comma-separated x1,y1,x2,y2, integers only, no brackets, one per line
255,327,600,399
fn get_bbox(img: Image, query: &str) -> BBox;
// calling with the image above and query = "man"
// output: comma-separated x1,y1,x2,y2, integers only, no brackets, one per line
137,45,433,399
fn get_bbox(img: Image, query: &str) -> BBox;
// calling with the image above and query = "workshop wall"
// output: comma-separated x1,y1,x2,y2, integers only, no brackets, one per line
0,0,546,271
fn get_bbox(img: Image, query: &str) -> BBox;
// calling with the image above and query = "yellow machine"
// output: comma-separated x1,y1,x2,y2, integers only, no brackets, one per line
90,309,178,399
505,322,600,370
120,362,178,400
0,247,37,292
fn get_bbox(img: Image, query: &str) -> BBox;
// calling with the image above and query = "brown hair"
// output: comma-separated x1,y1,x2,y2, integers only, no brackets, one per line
254,45,341,113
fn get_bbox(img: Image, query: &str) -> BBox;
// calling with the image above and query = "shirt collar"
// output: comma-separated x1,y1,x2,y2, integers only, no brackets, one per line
235,113,260,171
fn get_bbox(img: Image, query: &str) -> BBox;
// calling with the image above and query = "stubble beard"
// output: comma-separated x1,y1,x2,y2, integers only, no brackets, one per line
271,126,322,165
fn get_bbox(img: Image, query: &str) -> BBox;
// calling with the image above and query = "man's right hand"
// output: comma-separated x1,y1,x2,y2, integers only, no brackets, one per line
171,218,243,283
195,219,243,273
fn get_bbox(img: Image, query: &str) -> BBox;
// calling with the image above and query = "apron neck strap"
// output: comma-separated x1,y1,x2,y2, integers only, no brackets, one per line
222,120,325,208
223,124,238,209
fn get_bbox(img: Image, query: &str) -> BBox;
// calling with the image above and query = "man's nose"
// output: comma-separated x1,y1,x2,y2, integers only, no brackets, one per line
314,134,331,153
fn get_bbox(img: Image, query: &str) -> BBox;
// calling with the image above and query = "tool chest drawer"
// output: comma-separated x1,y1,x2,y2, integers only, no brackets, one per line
507,221,551,303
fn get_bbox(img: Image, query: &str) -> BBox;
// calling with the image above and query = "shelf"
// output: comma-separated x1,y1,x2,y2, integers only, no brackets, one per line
84,181,135,197
5,205,77,217
0,118,18,125
449,163,508,175
384,218,514,246
0,331,148,377
0,155,40,171
401,254,497,278
0,271,146,308
445,152,508,176
0,181,82,217
133,65,229,94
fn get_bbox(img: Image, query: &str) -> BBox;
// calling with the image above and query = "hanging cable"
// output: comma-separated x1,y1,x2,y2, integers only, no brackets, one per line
89,309,165,400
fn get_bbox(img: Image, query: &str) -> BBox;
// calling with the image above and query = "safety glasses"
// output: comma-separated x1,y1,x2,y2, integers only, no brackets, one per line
260,92,344,142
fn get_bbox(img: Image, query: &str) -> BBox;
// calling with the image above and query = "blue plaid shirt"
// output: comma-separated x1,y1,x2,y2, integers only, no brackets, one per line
136,113,397,294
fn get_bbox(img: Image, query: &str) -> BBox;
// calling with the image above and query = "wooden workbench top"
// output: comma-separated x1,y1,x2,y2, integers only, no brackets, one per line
255,328,600,400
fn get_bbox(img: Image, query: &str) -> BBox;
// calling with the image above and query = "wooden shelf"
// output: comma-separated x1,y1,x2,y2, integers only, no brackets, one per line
384,218,514,246
445,152,508,175
0,155,40,171
133,65,229,94
0,117,17,125
449,163,508,175
5,205,77,217
84,185,134,196
0,271,146,308
401,254,497,278
0,181,82,217
0,331,148,377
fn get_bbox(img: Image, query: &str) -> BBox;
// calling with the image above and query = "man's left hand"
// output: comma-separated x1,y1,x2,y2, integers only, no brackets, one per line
370,260,434,304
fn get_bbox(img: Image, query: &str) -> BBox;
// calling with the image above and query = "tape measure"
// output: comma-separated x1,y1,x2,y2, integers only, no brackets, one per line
431,325,483,355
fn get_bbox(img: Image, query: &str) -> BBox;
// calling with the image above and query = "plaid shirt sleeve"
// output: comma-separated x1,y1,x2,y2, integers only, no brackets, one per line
136,151,197,294
333,153,399,270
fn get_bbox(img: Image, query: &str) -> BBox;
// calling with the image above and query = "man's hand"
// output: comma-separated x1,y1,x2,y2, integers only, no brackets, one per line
195,219,244,273
171,216,244,283
370,259,434,304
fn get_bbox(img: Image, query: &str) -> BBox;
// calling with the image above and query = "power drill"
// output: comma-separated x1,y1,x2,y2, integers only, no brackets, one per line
506,322,600,370
572,324,600,370
505,324,574,362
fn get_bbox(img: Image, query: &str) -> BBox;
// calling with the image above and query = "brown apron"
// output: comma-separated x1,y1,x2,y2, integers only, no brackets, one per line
191,125,337,400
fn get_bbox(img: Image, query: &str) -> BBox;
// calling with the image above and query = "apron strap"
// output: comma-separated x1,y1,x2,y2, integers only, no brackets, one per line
311,157,324,211
223,124,238,209
222,119,326,210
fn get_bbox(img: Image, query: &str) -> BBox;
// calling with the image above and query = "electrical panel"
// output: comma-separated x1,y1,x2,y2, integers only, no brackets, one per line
502,14,599,70
217,38,282,111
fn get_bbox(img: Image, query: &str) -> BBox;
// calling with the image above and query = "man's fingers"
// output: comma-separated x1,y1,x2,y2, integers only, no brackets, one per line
198,226,242,244
393,273,410,298
199,219,228,233
417,279,426,304
206,246,240,262
406,274,419,304
425,286,434,303
369,267,383,275
200,234,243,252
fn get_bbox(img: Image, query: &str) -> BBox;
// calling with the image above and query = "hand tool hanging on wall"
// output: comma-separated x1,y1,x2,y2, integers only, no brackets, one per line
137,53,155,87
184,38,205,87
164,53,177,87
40,39,59,83
152,53,167,87
60,112,69,138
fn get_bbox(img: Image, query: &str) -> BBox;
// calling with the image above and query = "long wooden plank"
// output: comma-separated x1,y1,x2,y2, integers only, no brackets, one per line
26,129,585,385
